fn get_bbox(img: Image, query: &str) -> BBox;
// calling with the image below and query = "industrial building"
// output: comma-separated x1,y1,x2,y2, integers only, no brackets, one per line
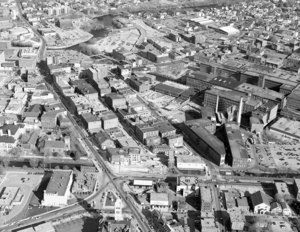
222,123,251,168
182,120,225,166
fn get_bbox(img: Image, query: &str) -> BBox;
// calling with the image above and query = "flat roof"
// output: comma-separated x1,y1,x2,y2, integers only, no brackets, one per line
101,111,118,121
270,117,300,139
177,155,205,164
187,123,225,155
225,123,249,160
133,180,153,186
150,192,169,205
45,170,72,196
200,186,212,202
235,83,284,102
34,222,55,232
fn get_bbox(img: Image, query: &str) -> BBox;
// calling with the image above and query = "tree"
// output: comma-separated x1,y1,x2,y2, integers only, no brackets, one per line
74,151,81,161
8,147,22,158
1,157,10,167
29,158,39,168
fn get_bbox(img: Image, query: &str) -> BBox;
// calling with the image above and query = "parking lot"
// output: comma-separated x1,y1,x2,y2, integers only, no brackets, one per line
269,142,300,171
0,171,43,225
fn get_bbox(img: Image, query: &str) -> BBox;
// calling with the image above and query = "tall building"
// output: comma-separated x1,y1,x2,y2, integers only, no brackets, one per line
222,123,250,168
204,87,261,115
182,120,225,166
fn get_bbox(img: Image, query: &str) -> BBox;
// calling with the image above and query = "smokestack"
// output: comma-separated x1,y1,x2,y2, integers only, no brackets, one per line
237,97,243,126
215,95,219,113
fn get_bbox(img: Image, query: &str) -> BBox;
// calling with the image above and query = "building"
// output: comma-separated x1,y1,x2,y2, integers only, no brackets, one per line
228,207,246,231
250,191,270,214
81,112,102,133
270,117,300,141
176,176,200,197
236,197,249,211
44,140,66,155
0,124,25,151
235,83,285,108
107,147,141,166
41,109,66,129
71,79,98,101
129,75,152,93
135,123,159,143
176,155,206,171
166,134,183,148
101,111,119,130
133,179,153,188
153,81,190,98
222,123,251,168
274,181,290,198
281,201,292,216
267,220,293,232
22,104,42,124
42,170,73,207
34,222,56,232
204,87,261,116
200,186,213,216
182,121,225,166
114,198,123,221
94,130,115,150
270,202,282,215
294,179,300,201
153,121,176,138
105,93,127,111
0,187,23,206
150,192,169,212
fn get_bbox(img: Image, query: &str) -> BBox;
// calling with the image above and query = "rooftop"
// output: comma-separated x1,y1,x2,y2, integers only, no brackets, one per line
45,170,72,196
186,122,225,155
235,83,284,102
224,123,249,160
150,192,169,205
270,117,300,139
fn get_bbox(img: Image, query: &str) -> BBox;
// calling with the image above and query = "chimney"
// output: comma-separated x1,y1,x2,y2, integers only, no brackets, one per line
215,95,219,113
237,97,243,126
8,129,11,136
0,129,2,136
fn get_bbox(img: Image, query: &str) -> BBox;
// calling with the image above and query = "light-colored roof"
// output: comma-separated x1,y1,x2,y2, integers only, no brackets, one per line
150,192,169,205
270,117,300,139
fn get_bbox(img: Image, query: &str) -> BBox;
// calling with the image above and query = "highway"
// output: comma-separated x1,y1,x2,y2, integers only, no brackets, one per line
15,0,46,62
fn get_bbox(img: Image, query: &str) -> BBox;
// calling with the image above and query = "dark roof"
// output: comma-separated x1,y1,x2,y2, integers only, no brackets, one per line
186,123,225,155
0,124,24,136
45,170,72,196
23,104,42,118
209,76,241,89
44,140,65,149
0,136,15,143
154,83,184,97
101,111,118,121
250,191,270,207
